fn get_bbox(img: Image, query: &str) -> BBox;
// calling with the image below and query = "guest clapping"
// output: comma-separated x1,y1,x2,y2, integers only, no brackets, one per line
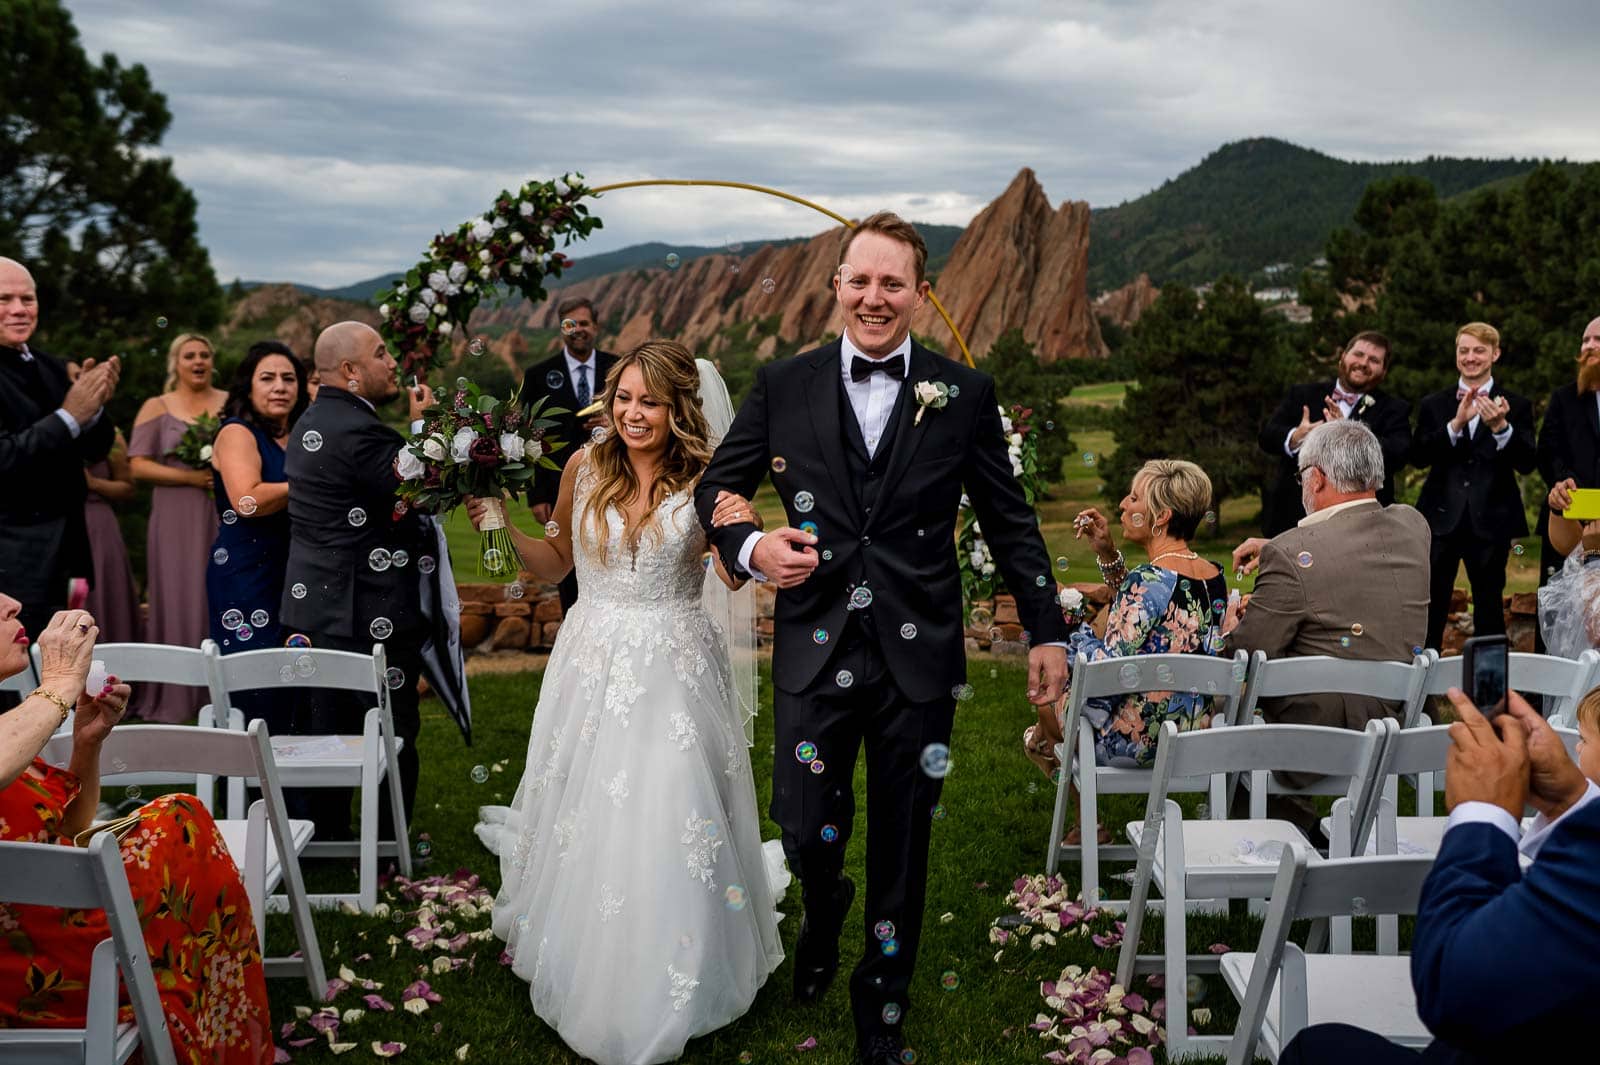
128,333,226,722
1023,460,1226,779
0,594,273,1061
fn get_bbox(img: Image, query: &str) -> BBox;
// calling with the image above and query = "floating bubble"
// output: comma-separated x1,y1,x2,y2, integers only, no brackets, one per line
392,549,409,568
820,824,839,843
1350,895,1368,917
560,318,577,335
221,608,244,631
1082,452,1096,466
456,377,470,391
812,628,829,645
250,609,269,628
1513,544,1525,556
874,919,896,941
793,491,815,513
724,885,747,911
506,582,525,600
418,556,437,575
1119,662,1142,689
286,633,312,649
294,653,317,678
1412,645,1424,656
739,1054,753,1065
951,684,975,702
301,430,323,453
836,670,854,688
948,385,960,399
900,623,918,640
1295,550,1314,568
930,804,946,820
1350,622,1364,637
1234,568,1246,583
236,624,253,642
1035,575,1048,587
1339,635,1351,648
1155,663,1175,685
470,764,489,784
278,664,295,683
799,520,818,536
126,784,142,800
795,741,818,764
760,277,776,295
969,606,993,628
848,586,874,610
238,495,258,516
416,839,432,859
290,582,307,599
1044,421,1054,431
155,316,169,329
369,548,392,572
881,938,900,956
370,616,394,640
212,548,229,565
665,253,681,270
901,1050,917,1065
1204,510,1217,524
809,759,826,775
483,548,505,571
468,338,486,357
221,509,238,525
544,521,561,538
820,549,833,561
546,370,564,390
1186,974,1207,1004
771,456,787,473
940,970,959,991
920,743,951,778
590,426,607,444
348,507,367,527
385,667,406,690
1055,556,1069,571
1127,512,1146,528
881,1002,902,1024
728,263,742,276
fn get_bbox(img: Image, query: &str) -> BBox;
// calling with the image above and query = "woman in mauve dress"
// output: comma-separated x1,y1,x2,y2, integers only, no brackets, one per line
82,427,143,644
127,332,226,722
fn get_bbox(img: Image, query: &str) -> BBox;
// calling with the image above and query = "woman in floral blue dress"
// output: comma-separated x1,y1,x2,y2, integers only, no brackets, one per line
1024,459,1227,788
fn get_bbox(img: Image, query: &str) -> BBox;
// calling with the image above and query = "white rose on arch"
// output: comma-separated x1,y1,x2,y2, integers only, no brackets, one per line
499,433,525,462
408,304,430,324
418,288,437,307
470,219,494,242
450,427,477,464
518,201,534,218
448,262,468,284
427,270,449,293
438,321,454,336
378,304,390,317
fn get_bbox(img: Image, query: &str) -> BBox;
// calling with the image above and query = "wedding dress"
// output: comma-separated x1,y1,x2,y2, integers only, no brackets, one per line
475,462,787,1065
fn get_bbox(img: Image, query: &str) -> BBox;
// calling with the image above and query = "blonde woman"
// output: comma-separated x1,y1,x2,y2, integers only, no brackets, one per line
127,333,225,721
469,340,785,1065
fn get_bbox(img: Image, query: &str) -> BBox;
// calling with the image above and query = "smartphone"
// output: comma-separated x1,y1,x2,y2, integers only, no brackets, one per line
1563,487,1600,522
1461,634,1510,718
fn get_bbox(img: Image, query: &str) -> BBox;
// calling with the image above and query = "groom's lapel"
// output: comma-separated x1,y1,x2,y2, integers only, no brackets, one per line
804,342,861,519
867,343,942,532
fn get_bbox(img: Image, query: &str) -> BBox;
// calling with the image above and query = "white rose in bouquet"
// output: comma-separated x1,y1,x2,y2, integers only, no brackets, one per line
492,216,508,230
428,270,450,293
520,246,538,264
1008,432,1022,447
970,550,985,570
470,218,494,242
450,427,477,464
508,263,523,276
526,438,544,462
408,303,430,324
199,444,214,463
396,447,425,481
422,434,447,462
1000,412,1013,433
499,433,525,462
419,288,438,307
448,261,468,284
396,282,408,296
446,283,461,297
478,267,492,281
555,177,571,196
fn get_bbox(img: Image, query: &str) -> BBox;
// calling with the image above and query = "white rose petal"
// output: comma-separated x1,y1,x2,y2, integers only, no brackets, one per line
1059,588,1084,611
450,427,477,464
499,433,525,462
396,448,425,481
509,232,524,245
478,266,492,280
520,247,538,264
518,201,534,217
509,263,523,276
478,249,492,264
1009,432,1022,447
492,216,507,230
395,282,407,296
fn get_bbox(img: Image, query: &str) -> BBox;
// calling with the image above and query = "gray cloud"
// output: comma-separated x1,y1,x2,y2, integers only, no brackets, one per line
67,0,1600,287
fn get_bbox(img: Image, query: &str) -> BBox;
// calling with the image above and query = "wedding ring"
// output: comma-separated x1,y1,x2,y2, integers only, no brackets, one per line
77,623,89,633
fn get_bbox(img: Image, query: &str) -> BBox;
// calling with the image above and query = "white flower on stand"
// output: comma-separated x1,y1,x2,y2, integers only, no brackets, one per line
499,433,526,462
450,427,477,464
470,219,494,242
396,448,425,480
1000,411,1013,433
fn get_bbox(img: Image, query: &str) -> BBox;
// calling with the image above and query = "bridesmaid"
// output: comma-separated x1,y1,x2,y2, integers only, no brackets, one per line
82,428,143,644
207,342,306,733
128,333,226,722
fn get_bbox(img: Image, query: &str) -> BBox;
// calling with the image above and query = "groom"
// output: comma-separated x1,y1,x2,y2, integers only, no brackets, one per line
696,212,1068,1064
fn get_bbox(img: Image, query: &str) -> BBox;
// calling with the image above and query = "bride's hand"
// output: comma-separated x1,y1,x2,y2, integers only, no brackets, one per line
711,490,761,529
464,495,490,531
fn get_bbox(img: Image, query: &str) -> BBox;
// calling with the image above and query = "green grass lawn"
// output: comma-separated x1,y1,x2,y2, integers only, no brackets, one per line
264,662,1268,1064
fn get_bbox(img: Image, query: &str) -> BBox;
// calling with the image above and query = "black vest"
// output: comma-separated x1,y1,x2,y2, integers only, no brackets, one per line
836,377,909,642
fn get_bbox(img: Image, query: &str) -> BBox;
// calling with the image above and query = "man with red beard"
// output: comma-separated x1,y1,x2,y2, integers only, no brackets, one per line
1536,315,1600,594
1257,331,1411,536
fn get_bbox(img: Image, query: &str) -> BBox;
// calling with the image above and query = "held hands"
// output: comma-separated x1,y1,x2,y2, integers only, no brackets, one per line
750,528,819,589
73,681,131,749
1443,688,1530,818
1231,537,1269,575
1476,394,1511,433
1026,645,1068,707
710,490,763,530
1289,406,1323,449
1549,477,1578,512
1072,507,1115,560
36,610,97,704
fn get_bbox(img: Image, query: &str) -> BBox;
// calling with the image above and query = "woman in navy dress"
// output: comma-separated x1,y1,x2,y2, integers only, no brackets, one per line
206,341,308,730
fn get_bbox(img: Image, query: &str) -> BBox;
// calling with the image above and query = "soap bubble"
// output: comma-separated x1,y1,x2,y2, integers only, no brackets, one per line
1296,550,1314,568
799,520,818,536
760,277,776,295
848,586,874,610
874,920,896,940
560,318,577,335
418,556,437,575
212,548,229,565
820,824,838,842
546,370,564,390
1513,544,1525,556
278,665,295,683
544,521,561,538
290,583,307,599
809,759,825,775
385,667,406,690
771,456,787,473
155,317,168,329
1350,622,1364,637
836,670,854,688
951,684,975,702
250,609,269,628
793,491,815,513
1055,556,1069,571
126,784,142,800
590,426,607,444
468,338,486,357
506,582,525,600
930,804,946,820
1082,452,1096,466
812,628,829,644
794,741,818,764
664,253,681,270
1186,974,1207,1004
881,1002,902,1024
347,507,367,527
368,548,392,572
940,970,959,991
301,430,322,452
221,608,243,631
483,547,505,571
369,616,394,640
238,495,258,516
235,624,253,642
415,838,432,859
294,653,317,678
470,765,488,784
392,550,409,568
920,743,951,778
221,509,238,525
900,623,918,639
724,885,746,911
286,633,312,649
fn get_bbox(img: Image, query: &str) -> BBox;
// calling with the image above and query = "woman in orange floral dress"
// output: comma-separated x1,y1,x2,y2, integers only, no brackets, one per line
0,595,273,1064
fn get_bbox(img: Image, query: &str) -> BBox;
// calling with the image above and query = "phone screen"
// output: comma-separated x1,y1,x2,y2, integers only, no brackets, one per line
1463,635,1509,718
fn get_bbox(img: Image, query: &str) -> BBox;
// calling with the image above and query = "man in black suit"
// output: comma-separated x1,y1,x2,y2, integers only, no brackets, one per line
1411,322,1537,650
1536,314,1600,585
695,213,1069,1065
1257,331,1411,536
0,257,119,643
280,321,435,835
520,297,615,611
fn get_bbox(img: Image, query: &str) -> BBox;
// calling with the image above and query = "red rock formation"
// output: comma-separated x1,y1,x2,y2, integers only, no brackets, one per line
1093,273,1160,328
224,283,380,357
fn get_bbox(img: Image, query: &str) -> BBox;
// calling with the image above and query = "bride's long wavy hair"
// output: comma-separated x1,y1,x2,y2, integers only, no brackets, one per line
578,339,715,565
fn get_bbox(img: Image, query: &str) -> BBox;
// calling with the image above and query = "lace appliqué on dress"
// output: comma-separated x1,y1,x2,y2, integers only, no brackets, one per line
667,964,699,1012
680,810,724,890
668,712,698,751
598,884,625,922
605,769,629,808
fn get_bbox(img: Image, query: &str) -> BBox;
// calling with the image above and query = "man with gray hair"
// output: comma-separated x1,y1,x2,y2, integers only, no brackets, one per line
1222,421,1431,833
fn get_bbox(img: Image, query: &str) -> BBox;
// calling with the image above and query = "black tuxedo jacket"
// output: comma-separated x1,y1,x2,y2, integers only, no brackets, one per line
279,388,432,642
695,340,1069,704
1257,380,1411,536
520,349,616,507
0,344,115,579
1536,383,1600,539
1411,384,1536,541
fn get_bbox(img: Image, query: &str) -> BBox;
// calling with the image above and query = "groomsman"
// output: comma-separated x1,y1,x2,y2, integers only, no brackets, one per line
520,297,615,611
1411,322,1536,650
1256,331,1411,536
1536,314,1600,586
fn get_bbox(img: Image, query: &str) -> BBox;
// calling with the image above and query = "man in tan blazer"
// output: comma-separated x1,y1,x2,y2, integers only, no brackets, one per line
1225,419,1431,727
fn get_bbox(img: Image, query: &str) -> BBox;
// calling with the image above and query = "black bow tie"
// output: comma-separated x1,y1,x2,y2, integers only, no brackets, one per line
850,355,905,383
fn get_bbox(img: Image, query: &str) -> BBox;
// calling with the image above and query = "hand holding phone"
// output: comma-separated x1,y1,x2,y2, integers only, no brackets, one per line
1563,487,1600,522
1461,634,1510,719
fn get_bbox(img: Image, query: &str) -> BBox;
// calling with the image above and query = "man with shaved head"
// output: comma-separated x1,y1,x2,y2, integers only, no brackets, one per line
0,256,120,645
1536,314,1600,601
280,320,435,840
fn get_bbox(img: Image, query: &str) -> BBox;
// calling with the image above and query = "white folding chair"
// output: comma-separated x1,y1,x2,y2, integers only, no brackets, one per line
39,721,327,997
1113,718,1390,1061
205,642,412,911
32,640,225,730
1045,650,1250,908
0,834,178,1065
1423,648,1600,726
1221,848,1435,1063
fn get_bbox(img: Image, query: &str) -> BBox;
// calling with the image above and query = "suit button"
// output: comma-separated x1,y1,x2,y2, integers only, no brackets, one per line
860,535,871,546
867,470,877,478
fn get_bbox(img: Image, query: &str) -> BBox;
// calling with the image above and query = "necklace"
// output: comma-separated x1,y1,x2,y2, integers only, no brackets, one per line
1148,548,1200,566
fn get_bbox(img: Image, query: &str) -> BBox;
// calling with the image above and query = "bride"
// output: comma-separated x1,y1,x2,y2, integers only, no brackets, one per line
471,339,786,1064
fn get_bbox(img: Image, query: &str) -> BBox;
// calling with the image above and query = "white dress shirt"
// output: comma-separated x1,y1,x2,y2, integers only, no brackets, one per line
1446,375,1513,450
1446,780,1600,863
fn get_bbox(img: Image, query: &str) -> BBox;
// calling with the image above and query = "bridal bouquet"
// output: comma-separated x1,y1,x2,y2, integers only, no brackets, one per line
395,379,566,576
167,411,221,469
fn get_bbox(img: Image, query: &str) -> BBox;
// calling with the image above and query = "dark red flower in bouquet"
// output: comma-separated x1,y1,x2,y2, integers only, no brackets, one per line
468,435,503,467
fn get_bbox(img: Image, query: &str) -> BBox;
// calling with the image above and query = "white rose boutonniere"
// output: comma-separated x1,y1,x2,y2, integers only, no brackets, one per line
912,380,950,425
1356,394,1375,415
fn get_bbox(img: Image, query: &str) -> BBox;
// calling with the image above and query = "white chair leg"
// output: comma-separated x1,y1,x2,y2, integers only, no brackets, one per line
1277,943,1309,1051
1046,743,1071,876
1078,722,1100,905
1162,803,1190,1060
245,801,269,953
358,717,381,912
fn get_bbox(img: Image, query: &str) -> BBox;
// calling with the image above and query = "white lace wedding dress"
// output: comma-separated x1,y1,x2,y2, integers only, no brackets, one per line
475,472,787,1065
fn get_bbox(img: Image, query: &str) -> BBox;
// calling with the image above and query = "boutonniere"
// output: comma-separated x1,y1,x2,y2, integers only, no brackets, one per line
1356,394,1375,416
912,380,949,425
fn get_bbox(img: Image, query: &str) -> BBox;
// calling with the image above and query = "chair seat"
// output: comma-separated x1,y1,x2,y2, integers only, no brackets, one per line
217,818,315,894
1219,951,1431,1057
1128,818,1320,895
0,1020,141,1063
1059,743,1214,795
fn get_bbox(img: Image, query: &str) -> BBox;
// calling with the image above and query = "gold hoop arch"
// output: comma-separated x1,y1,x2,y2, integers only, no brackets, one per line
588,178,975,367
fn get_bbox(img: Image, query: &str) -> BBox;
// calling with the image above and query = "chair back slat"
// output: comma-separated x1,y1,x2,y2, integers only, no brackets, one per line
208,643,388,701
36,640,213,686
1290,852,1435,918
1247,653,1425,702
0,838,112,908
1156,718,1386,783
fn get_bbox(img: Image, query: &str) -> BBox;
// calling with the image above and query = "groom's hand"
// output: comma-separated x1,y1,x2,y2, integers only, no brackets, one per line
1027,645,1068,706
750,527,819,589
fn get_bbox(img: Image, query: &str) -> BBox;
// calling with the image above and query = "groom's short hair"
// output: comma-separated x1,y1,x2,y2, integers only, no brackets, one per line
841,211,928,284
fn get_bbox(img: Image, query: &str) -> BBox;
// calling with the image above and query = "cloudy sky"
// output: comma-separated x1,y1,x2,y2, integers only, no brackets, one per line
69,0,1600,288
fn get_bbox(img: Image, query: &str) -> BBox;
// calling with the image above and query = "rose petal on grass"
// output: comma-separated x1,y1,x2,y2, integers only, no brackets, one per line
794,1036,818,1051
362,995,393,1012
288,1037,317,1048
372,1042,406,1058
402,998,429,1015
328,1042,357,1055
323,978,349,1001
455,1046,470,1061
1207,943,1230,954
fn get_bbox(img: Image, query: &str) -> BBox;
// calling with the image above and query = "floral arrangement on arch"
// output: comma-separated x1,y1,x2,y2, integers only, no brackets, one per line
958,404,1043,616
374,174,603,380
395,378,565,576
